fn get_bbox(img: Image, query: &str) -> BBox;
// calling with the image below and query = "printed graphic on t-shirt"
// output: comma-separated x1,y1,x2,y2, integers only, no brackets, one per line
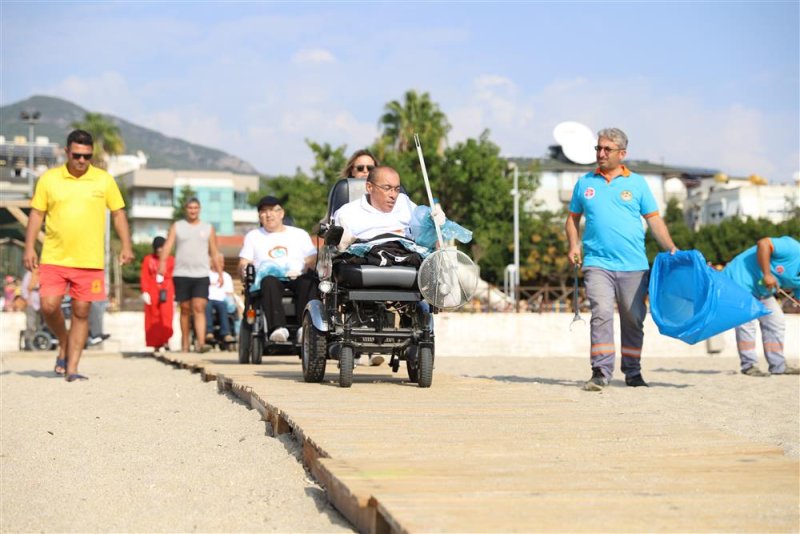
584,187,595,199
776,265,785,274
269,246,289,259
620,190,633,202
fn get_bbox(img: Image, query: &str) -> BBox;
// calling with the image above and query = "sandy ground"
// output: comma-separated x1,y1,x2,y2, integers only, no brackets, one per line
0,352,354,533
1,351,798,533
440,354,800,460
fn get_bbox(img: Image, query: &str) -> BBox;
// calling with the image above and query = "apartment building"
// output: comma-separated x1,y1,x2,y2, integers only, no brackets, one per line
684,176,799,228
116,168,259,244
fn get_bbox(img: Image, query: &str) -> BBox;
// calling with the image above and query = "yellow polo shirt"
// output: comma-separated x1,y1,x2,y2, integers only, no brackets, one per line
31,164,125,269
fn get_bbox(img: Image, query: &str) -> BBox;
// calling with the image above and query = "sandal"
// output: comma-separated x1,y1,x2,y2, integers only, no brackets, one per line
65,373,88,382
54,358,66,376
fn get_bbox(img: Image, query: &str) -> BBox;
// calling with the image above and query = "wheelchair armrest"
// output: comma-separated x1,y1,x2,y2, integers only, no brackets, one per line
323,225,345,246
244,263,255,287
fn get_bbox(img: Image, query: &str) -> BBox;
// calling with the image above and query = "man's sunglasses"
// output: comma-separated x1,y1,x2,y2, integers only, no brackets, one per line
71,152,93,160
355,164,375,172
594,145,622,154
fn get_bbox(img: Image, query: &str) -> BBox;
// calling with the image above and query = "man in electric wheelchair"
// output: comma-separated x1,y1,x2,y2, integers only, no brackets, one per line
301,165,446,388
237,195,318,364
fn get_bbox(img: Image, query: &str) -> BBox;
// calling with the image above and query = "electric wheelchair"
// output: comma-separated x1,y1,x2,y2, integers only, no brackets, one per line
238,263,303,364
300,178,436,388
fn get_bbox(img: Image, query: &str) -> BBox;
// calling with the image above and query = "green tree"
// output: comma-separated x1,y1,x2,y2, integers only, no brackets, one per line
172,185,197,221
70,112,125,168
385,129,538,284
692,216,798,266
442,132,526,282
306,139,348,188
258,91,545,283
121,242,153,284
378,90,451,156
521,209,571,286
253,140,349,232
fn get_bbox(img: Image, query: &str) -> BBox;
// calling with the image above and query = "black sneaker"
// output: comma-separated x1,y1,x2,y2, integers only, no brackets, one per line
582,368,608,391
625,374,649,387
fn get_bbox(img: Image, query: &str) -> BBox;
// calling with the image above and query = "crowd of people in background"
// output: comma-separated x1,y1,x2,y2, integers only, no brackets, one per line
10,128,799,387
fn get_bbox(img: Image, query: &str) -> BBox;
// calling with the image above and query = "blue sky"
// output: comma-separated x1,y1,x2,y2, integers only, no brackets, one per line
2,1,798,183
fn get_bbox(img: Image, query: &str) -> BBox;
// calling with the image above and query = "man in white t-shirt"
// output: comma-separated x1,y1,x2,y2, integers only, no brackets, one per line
334,165,444,249
206,253,235,343
238,196,318,342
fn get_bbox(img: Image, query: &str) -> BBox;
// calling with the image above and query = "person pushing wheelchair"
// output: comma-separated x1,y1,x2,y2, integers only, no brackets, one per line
238,196,318,343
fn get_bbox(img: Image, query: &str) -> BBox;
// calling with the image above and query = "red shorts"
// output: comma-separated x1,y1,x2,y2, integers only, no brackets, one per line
39,264,106,302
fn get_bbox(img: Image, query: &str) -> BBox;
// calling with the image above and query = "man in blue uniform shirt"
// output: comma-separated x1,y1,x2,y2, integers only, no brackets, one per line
565,127,677,391
724,236,800,376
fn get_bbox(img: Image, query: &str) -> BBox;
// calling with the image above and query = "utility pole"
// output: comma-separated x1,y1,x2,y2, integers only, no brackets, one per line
508,161,520,310
19,110,40,197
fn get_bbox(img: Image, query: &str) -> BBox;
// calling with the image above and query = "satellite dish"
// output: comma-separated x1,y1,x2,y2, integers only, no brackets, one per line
553,122,596,165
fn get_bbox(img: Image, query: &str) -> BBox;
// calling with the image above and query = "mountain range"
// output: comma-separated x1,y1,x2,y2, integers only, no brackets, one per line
0,95,259,174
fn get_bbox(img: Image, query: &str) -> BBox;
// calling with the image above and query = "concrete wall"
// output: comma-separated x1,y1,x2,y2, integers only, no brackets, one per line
2,311,798,360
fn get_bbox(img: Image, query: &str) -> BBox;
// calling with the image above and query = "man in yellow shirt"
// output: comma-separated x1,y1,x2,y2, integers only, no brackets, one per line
23,129,133,382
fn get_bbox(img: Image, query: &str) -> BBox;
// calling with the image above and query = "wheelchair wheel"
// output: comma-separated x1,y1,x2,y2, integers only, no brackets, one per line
339,345,354,388
251,334,263,365
32,332,54,351
238,321,251,364
405,345,419,383
418,346,433,388
301,313,326,383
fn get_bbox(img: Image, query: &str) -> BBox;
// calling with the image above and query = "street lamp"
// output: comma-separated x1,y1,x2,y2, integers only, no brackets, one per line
19,110,40,196
507,161,520,309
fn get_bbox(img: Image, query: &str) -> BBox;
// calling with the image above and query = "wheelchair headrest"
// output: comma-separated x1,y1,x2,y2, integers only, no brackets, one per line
326,178,367,223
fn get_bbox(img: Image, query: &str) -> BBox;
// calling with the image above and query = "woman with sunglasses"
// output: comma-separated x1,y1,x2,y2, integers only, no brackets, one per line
341,149,379,179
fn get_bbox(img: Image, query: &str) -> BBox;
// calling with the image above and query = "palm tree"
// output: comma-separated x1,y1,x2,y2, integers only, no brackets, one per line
379,90,451,155
71,112,125,169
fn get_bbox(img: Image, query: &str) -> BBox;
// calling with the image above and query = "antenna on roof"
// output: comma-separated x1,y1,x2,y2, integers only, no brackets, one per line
553,121,595,165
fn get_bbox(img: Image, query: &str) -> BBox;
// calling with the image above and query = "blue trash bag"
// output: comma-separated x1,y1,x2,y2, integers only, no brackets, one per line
649,250,770,345
410,205,473,249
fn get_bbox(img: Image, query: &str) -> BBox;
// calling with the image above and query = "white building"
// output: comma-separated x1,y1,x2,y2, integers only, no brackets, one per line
685,175,799,229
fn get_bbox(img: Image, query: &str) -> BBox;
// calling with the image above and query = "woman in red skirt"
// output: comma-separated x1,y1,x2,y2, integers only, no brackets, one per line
140,236,174,352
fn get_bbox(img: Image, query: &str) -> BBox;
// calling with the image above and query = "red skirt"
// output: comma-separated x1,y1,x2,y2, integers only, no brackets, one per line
144,297,174,348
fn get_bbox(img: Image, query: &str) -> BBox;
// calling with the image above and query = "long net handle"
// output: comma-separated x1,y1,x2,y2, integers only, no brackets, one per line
573,264,580,314
778,287,800,307
414,134,445,249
